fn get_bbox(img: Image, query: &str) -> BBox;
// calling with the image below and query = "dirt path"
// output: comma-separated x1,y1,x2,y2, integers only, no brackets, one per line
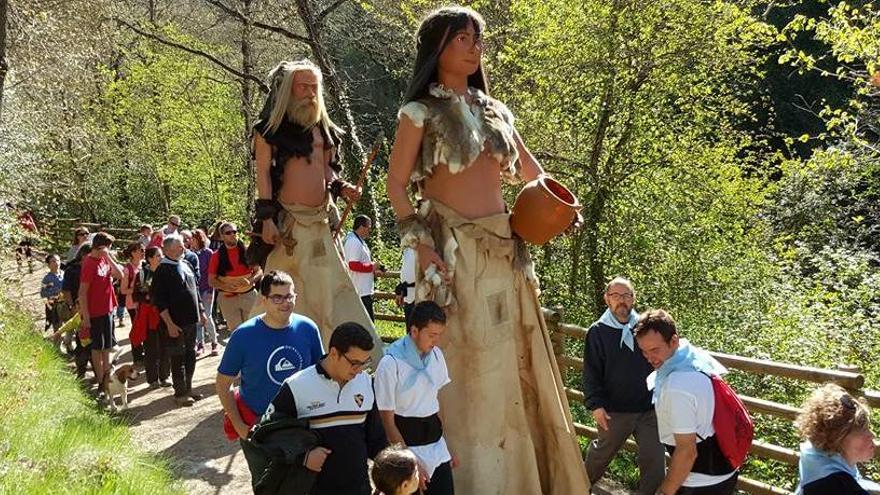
2,258,252,494
3,256,634,495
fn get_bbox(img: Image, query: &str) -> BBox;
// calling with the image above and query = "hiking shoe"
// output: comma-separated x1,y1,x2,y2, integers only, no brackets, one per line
175,396,195,407
209,343,219,357
148,381,160,389
159,380,172,388
190,393,205,401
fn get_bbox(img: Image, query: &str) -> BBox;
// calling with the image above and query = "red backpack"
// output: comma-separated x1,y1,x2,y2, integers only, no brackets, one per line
706,373,754,469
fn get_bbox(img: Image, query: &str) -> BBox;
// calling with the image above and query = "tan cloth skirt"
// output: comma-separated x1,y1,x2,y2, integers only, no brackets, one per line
417,200,589,495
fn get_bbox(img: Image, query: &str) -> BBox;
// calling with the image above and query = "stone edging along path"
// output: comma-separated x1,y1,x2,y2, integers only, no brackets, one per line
2,258,252,495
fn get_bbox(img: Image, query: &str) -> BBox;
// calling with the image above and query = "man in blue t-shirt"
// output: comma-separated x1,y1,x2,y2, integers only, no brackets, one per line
215,270,323,484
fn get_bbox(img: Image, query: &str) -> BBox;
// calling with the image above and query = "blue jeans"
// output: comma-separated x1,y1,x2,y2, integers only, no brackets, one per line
196,289,218,345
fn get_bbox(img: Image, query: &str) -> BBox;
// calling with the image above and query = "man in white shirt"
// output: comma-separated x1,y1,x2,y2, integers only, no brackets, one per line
375,301,456,494
634,309,737,495
395,247,416,326
343,215,384,320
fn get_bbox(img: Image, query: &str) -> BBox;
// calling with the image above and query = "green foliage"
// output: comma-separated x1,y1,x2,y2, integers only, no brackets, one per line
4,0,880,492
0,293,183,495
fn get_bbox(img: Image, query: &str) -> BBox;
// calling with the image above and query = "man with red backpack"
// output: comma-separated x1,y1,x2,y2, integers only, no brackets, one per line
635,309,752,495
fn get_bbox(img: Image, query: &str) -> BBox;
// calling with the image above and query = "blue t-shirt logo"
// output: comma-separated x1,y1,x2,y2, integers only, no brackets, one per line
267,345,306,385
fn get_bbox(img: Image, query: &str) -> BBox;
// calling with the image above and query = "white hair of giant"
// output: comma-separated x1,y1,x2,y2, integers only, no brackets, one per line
264,59,343,138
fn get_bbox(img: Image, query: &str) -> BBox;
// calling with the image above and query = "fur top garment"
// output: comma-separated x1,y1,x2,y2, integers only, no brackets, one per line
398,83,521,183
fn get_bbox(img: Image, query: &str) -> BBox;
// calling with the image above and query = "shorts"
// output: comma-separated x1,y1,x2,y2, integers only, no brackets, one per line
89,314,115,350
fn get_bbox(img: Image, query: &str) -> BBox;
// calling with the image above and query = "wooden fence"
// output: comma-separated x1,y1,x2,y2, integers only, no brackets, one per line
371,272,879,495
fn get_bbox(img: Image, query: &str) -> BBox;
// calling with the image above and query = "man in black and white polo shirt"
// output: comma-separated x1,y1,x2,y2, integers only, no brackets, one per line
375,301,456,494
259,322,387,494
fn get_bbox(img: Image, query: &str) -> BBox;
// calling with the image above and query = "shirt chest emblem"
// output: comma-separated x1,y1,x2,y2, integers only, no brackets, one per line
307,400,326,411
354,393,364,408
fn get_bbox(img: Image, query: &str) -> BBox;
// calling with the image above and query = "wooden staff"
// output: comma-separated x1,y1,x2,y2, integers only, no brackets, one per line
333,135,384,240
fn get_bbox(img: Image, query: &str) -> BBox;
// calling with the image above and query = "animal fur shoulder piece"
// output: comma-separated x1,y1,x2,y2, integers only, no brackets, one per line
398,84,521,183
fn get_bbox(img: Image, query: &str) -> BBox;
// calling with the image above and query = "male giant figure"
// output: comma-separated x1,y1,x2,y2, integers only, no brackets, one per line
251,59,383,363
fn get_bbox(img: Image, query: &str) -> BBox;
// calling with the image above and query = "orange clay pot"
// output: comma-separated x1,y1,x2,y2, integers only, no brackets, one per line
510,176,581,245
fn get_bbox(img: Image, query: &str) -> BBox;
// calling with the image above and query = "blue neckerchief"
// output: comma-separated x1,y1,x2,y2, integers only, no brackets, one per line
797,442,880,494
385,335,434,393
647,339,727,404
160,257,190,282
597,308,639,351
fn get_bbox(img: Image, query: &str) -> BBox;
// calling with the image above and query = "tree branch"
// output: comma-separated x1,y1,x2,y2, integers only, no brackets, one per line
318,0,349,22
534,151,583,168
115,18,269,93
203,0,312,45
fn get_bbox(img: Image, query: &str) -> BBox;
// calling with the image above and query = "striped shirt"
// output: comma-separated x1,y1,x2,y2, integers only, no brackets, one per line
261,359,386,495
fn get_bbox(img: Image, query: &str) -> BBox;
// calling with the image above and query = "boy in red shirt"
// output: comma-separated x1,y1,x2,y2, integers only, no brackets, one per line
78,232,124,396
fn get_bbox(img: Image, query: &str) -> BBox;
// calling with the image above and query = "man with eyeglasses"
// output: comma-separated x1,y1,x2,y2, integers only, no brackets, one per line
254,322,386,494
208,221,262,332
216,270,323,485
583,277,665,494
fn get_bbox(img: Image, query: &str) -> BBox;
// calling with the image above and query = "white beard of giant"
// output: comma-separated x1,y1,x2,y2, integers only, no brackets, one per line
287,97,321,128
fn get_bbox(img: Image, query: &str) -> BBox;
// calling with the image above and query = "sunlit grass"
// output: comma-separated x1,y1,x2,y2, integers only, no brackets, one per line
0,294,184,495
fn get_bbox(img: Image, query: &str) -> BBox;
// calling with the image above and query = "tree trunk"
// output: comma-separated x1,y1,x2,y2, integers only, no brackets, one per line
583,188,607,312
293,0,381,235
0,0,9,120
239,0,256,213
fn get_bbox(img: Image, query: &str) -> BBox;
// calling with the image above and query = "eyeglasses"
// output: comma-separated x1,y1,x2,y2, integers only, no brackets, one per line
268,294,295,304
223,230,237,235
607,292,634,301
841,394,857,410
341,353,372,370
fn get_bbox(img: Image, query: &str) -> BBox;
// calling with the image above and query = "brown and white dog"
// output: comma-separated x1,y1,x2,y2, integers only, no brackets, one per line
102,364,139,412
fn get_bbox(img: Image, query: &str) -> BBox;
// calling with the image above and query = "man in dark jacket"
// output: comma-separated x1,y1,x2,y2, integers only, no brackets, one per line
583,277,665,494
248,414,319,495
152,235,208,406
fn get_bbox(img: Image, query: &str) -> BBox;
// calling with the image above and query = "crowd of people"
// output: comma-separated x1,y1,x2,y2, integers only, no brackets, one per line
26,3,879,495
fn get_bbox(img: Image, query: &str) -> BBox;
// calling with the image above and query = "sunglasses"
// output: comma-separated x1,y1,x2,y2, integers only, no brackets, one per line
223,230,238,235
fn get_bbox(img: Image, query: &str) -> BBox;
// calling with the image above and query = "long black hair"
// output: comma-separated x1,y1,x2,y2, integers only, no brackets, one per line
403,6,488,103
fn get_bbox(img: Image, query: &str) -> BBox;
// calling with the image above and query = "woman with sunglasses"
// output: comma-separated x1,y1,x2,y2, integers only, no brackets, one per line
796,383,880,494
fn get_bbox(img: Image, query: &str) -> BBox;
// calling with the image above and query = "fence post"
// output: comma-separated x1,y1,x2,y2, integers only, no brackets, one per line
548,305,566,359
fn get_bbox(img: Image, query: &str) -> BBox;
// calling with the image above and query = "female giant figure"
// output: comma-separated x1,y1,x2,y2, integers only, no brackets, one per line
386,6,590,494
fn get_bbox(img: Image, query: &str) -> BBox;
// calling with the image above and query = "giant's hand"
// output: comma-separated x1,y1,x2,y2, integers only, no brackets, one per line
416,244,447,276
